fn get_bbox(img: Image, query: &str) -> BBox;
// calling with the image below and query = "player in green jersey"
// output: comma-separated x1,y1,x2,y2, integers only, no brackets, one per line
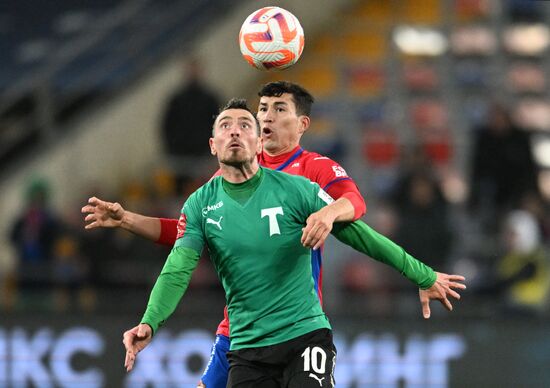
122,99,466,387
83,82,463,321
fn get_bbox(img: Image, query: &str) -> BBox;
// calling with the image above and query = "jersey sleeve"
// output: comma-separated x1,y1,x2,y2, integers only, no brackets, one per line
307,157,366,220
157,218,178,246
325,180,367,220
307,156,353,192
295,177,335,220
332,220,436,289
173,192,205,254
141,245,201,334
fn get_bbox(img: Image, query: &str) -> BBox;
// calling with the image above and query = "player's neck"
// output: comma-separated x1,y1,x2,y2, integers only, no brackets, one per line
220,160,260,183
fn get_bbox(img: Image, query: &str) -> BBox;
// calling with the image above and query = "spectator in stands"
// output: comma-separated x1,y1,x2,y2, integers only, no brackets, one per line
520,193,550,244
468,103,539,225
160,57,221,194
391,147,452,269
51,232,95,312
10,178,62,288
393,171,452,269
496,210,550,316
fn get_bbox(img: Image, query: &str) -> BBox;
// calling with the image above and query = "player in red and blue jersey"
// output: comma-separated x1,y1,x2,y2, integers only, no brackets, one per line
83,82,464,388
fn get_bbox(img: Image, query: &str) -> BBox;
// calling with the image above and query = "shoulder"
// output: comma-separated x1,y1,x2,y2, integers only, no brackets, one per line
187,178,222,205
299,149,331,163
263,168,317,191
264,167,312,182
263,169,322,209
298,149,349,182
300,149,344,170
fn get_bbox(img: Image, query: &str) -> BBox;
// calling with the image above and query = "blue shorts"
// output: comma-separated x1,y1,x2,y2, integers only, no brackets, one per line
200,334,230,388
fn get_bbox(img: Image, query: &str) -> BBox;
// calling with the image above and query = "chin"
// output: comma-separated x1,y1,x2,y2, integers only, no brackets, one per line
263,140,279,152
221,155,249,166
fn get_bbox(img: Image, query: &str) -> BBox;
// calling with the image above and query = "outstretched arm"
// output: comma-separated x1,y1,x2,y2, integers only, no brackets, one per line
81,196,177,245
332,220,466,317
123,245,200,371
123,323,152,372
419,272,466,318
141,246,200,333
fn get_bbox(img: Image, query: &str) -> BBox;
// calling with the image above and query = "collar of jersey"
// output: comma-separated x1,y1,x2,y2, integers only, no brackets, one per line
221,166,264,201
260,146,303,171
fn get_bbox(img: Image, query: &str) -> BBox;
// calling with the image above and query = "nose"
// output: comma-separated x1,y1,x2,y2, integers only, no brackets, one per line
229,125,241,136
262,107,274,122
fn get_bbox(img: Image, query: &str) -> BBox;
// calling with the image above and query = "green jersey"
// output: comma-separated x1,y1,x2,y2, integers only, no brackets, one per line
176,167,332,349
140,167,437,350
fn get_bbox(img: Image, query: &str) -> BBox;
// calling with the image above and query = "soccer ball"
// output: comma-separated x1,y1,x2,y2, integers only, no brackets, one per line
239,7,305,70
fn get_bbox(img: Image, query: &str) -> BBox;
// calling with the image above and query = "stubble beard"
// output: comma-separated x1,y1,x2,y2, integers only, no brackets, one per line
220,151,255,170
220,154,257,179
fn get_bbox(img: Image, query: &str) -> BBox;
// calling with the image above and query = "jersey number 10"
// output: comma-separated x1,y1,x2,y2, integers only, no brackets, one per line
301,346,327,374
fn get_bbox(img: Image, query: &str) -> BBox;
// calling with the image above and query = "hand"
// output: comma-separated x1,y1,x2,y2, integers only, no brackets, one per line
301,207,337,250
81,196,125,229
419,272,466,319
123,323,152,372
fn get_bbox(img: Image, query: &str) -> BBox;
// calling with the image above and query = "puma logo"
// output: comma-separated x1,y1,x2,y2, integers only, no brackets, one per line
206,216,223,230
309,373,325,386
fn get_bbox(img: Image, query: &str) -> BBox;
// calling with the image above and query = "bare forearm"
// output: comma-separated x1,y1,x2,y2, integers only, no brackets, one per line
325,180,366,220
121,211,162,242
329,197,355,222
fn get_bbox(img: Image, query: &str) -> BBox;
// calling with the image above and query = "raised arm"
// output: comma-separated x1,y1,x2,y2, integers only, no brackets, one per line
81,196,178,245
332,220,466,318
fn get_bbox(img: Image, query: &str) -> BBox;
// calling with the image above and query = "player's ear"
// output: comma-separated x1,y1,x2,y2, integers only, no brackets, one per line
256,136,262,154
209,137,217,156
298,115,310,135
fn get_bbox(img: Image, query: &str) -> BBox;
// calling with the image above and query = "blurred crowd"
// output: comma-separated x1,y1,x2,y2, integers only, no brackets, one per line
2,168,221,313
344,102,550,318
2,97,549,318
1,0,549,323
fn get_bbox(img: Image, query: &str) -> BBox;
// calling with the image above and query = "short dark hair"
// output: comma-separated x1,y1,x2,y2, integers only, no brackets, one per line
218,98,250,113
213,98,260,135
258,81,314,116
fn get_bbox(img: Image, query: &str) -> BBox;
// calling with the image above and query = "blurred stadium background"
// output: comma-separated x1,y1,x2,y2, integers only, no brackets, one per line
1,0,550,386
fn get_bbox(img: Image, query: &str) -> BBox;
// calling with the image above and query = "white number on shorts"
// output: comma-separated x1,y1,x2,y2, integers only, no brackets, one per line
301,346,327,374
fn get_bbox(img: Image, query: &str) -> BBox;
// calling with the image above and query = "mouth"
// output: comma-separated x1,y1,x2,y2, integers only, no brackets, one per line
262,127,273,137
228,141,244,149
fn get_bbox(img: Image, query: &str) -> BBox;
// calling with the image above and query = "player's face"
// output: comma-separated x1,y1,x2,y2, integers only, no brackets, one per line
210,109,261,166
257,93,309,155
